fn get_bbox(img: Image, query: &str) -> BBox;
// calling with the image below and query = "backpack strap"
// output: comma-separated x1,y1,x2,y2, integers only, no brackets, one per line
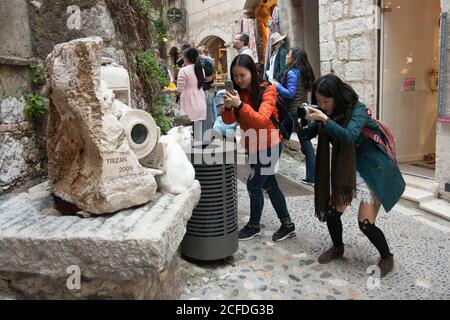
256,83,282,131
361,128,384,145
256,83,271,111
361,127,394,160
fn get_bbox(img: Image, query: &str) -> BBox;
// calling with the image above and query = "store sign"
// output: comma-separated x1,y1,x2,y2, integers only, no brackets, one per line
167,8,183,23
403,77,416,92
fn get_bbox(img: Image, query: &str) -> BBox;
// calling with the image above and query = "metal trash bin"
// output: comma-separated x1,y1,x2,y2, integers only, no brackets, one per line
182,140,238,261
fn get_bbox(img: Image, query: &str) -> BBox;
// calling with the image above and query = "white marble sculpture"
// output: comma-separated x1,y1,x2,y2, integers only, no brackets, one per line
157,134,196,195
45,37,195,214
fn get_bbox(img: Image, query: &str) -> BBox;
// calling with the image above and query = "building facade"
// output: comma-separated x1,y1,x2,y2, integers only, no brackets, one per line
164,0,320,83
169,0,450,204
319,0,450,203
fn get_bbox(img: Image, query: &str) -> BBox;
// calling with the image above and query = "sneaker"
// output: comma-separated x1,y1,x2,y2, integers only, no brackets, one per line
238,224,261,241
318,246,345,264
377,255,394,278
301,179,314,187
272,223,296,242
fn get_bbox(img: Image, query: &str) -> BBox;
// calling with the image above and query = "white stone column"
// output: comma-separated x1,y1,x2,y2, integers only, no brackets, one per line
437,0,450,201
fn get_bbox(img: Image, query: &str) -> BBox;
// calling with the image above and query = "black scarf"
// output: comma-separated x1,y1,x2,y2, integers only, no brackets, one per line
314,109,357,221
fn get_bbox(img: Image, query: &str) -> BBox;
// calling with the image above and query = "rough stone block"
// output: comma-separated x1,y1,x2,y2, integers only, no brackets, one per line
0,133,39,189
0,180,201,299
337,40,349,60
344,61,366,81
320,41,336,61
350,0,376,17
0,96,25,124
335,18,369,38
350,37,374,60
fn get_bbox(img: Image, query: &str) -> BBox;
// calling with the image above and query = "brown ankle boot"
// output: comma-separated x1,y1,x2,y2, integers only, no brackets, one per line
378,255,394,278
318,246,345,264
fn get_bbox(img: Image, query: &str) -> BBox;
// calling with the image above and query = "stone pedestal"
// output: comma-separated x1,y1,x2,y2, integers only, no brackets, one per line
0,180,201,299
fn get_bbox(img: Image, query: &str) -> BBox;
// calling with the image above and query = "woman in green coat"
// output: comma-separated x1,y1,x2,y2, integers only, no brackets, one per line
300,74,406,278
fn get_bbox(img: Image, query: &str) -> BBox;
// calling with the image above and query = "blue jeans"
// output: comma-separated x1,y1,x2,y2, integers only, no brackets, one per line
289,108,316,183
296,133,316,183
247,144,292,227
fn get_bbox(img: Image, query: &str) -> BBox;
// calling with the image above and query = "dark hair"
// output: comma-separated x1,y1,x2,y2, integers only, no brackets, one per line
230,54,263,109
239,33,250,46
181,43,191,51
286,47,315,90
255,63,265,81
183,48,205,90
311,74,359,117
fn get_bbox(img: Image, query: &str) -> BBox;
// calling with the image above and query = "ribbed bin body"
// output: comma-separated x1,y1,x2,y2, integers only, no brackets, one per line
182,141,238,261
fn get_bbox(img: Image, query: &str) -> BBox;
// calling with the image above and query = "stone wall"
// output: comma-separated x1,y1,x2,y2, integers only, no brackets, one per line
1,0,157,193
181,0,321,80
278,0,303,49
184,0,245,46
0,0,40,193
182,0,246,73
318,0,378,109
28,0,127,66
437,0,450,201
278,0,321,80
0,97,40,193
318,0,450,202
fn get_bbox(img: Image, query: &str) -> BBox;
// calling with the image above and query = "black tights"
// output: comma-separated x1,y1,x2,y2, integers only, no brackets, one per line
359,219,393,259
325,208,344,247
325,208,393,258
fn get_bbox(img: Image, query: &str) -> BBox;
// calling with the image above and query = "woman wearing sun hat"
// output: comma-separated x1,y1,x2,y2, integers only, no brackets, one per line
265,32,287,83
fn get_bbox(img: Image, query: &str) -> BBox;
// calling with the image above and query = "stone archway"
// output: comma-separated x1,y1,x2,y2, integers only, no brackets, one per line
198,35,229,82
168,47,179,66
194,27,232,48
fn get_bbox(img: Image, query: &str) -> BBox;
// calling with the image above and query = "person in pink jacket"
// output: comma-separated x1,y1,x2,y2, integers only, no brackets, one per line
166,48,207,144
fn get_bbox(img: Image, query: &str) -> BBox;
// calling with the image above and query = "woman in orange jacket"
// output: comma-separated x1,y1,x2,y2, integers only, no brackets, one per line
222,54,296,242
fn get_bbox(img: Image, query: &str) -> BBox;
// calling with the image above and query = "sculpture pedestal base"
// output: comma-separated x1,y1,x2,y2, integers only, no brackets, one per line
0,181,201,300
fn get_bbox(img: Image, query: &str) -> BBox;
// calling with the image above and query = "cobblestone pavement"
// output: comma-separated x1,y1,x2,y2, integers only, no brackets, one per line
180,152,450,300
1,152,449,300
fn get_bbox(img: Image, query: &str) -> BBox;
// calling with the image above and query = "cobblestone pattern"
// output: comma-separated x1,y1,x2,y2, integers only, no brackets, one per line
180,153,450,300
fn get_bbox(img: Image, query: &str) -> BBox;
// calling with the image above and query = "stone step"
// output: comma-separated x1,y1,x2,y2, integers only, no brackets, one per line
420,199,450,222
403,174,438,193
402,186,435,204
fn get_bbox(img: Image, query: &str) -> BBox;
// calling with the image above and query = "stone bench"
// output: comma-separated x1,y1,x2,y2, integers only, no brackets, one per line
0,181,201,299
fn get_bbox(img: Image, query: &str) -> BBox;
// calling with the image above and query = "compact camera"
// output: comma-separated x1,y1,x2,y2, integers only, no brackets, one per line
297,104,319,119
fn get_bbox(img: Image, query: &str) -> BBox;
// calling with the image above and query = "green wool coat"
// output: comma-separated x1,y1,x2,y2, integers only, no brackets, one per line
302,103,406,213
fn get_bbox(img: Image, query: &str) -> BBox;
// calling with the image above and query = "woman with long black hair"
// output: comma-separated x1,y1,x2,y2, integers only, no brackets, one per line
301,74,405,277
222,54,296,242
166,48,207,144
274,47,316,186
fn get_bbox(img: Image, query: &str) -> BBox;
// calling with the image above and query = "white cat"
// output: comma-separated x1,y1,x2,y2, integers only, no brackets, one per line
156,134,195,195
167,126,192,151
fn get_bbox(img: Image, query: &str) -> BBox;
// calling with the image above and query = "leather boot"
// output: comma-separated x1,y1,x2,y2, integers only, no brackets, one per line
378,255,394,278
318,246,345,264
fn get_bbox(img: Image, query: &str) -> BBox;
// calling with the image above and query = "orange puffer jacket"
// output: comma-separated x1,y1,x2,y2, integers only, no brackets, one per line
222,84,282,153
